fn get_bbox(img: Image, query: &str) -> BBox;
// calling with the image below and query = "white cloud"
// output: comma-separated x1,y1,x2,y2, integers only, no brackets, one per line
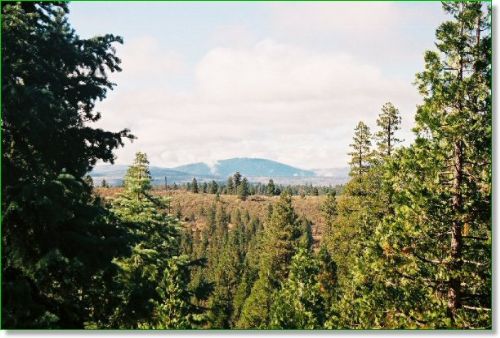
196,39,411,103
94,38,421,170
116,36,185,82
268,2,447,81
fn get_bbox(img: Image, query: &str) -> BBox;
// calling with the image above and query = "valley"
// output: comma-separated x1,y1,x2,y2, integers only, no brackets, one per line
97,188,328,247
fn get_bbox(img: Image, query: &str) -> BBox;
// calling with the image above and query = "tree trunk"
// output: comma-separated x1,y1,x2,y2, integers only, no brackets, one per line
387,120,392,157
449,6,465,321
448,139,464,322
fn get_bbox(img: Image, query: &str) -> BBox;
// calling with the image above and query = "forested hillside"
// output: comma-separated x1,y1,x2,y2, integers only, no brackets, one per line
2,2,491,329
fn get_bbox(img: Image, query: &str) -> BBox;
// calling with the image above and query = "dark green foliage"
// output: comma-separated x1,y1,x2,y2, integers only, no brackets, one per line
191,178,199,193
233,172,242,191
237,177,250,201
238,193,302,327
4,0,490,330
298,216,314,250
368,2,491,327
374,102,402,158
270,249,326,329
226,176,234,194
267,179,276,196
348,121,372,177
207,242,241,328
317,245,337,305
110,152,207,329
324,2,491,329
145,256,208,329
109,153,179,327
237,276,273,328
209,180,218,194
2,2,132,328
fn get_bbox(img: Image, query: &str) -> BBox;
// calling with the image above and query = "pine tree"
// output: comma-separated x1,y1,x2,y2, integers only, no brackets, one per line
146,256,208,329
192,178,199,193
298,216,313,250
323,140,387,328
233,172,242,191
226,177,234,194
261,193,301,284
348,121,372,177
267,179,276,196
111,152,207,328
381,2,491,327
374,102,402,158
238,193,301,328
317,245,337,307
269,249,325,329
2,2,132,328
232,271,252,324
335,2,491,329
110,152,179,327
321,191,337,237
237,177,250,201
208,235,242,328
209,180,218,194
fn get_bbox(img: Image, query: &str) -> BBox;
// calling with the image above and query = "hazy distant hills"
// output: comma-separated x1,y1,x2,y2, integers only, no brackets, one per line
173,158,315,178
91,157,348,186
91,165,194,180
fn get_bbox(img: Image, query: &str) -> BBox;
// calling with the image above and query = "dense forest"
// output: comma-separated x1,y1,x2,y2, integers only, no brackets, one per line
2,2,491,329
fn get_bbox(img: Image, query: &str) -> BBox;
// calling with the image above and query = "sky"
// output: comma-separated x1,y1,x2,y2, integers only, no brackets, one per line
68,2,448,170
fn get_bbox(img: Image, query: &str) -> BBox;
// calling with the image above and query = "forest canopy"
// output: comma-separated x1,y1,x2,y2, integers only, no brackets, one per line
1,1,492,330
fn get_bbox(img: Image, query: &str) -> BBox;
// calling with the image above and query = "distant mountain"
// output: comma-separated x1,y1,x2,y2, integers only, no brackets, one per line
91,165,191,179
171,162,213,177
173,158,315,178
90,158,351,187
90,165,218,186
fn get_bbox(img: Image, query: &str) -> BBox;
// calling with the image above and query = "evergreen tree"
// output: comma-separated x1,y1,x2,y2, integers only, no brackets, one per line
110,153,178,327
226,177,234,194
2,2,132,328
111,153,206,328
233,172,242,191
298,216,314,250
331,2,491,329
209,180,218,194
321,191,337,235
192,178,199,193
377,2,491,327
237,177,250,201
238,193,301,328
232,271,252,324
267,179,276,196
374,102,402,158
317,245,337,307
270,249,325,329
208,235,242,328
146,256,208,329
348,121,372,177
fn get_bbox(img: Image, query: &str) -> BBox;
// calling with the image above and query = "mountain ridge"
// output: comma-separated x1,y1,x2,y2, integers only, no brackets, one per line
91,157,349,186
173,157,315,178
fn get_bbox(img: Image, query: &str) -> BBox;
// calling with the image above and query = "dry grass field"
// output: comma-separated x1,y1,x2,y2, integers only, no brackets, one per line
95,187,328,246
